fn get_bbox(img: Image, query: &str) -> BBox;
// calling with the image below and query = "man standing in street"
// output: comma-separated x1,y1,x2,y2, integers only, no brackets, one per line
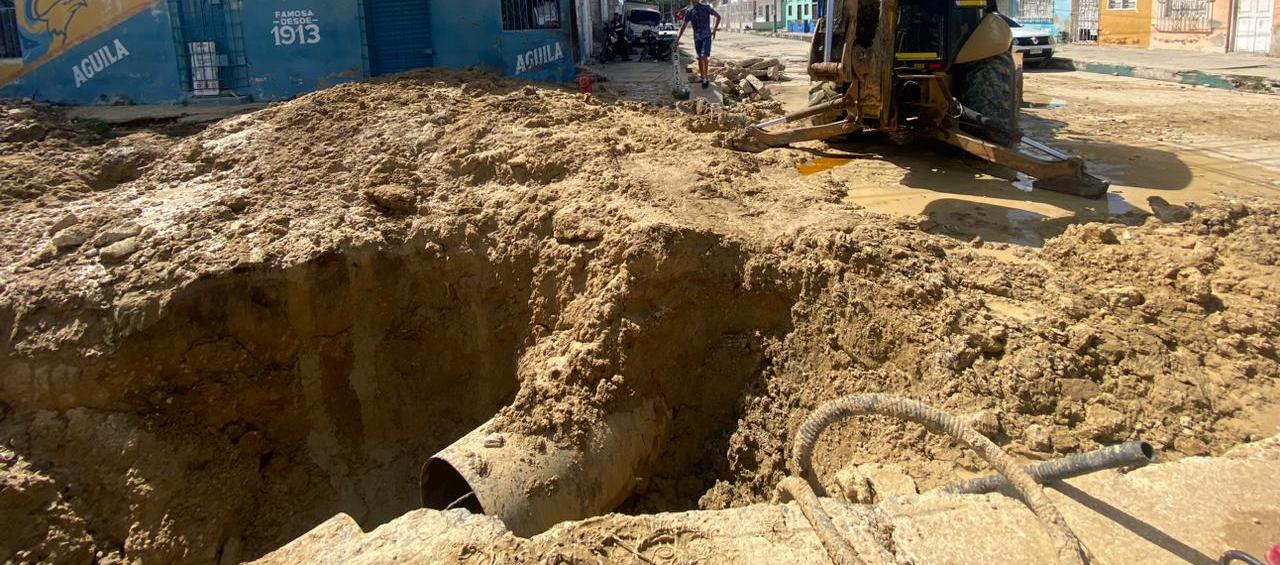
676,0,720,89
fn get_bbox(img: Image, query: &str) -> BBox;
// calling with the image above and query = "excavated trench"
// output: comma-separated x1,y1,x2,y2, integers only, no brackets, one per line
6,69,1280,564
1,225,802,563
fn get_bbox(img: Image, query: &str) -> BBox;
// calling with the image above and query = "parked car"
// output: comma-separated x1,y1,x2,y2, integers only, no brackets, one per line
624,3,663,39
658,22,678,43
1001,15,1055,67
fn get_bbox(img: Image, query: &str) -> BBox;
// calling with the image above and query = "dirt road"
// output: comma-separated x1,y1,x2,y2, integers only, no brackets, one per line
708,32,1280,245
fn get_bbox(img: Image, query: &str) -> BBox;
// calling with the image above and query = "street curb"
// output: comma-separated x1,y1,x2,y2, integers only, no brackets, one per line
1049,57,1278,93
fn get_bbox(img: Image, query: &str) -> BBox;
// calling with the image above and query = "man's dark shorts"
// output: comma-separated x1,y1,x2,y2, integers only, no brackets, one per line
695,36,713,58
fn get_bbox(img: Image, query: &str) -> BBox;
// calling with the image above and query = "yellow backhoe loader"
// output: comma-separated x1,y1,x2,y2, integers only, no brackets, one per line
733,0,1109,197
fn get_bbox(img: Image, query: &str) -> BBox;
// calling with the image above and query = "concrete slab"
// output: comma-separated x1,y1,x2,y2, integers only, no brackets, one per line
255,436,1280,564
587,60,675,104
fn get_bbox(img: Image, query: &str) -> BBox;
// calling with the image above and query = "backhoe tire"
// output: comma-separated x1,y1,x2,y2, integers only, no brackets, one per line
955,52,1021,147
807,81,848,126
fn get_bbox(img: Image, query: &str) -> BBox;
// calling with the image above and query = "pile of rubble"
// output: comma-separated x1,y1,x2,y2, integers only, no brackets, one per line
689,57,786,100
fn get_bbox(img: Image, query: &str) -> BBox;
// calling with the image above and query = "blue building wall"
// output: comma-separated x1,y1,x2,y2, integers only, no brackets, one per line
239,0,368,100
0,4,184,104
432,0,575,83
1,0,578,105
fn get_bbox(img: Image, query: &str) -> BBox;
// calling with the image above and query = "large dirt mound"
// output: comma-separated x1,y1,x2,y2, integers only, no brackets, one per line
1,70,1277,563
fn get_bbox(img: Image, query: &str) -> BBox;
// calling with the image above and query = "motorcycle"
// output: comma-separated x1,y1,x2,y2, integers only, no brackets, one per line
599,27,630,63
635,30,673,62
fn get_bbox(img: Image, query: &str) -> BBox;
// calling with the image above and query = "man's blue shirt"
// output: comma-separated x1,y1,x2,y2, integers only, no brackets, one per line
684,4,720,40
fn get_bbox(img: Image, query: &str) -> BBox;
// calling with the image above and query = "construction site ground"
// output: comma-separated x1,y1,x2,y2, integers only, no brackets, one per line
2,32,1279,564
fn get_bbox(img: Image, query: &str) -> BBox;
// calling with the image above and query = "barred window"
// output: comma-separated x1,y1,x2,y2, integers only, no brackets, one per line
1,0,21,59
1155,0,1213,31
1107,0,1137,10
502,0,562,30
1019,0,1054,20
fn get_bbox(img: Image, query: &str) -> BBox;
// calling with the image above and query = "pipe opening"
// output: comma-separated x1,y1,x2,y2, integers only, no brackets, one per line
1138,442,1156,462
421,458,484,514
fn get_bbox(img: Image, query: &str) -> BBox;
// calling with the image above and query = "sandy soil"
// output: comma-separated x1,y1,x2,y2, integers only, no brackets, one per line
1,59,1278,563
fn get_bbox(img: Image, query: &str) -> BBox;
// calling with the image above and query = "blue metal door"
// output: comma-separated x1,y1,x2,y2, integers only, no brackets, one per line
364,0,434,75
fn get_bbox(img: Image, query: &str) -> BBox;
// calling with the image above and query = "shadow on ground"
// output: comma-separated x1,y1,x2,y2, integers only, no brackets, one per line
805,123,1193,245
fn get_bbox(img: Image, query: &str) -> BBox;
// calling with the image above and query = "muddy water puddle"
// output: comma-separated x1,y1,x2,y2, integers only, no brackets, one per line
797,156,853,175
1021,97,1068,110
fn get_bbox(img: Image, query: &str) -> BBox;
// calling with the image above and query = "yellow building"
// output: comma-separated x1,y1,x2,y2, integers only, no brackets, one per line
1098,0,1152,47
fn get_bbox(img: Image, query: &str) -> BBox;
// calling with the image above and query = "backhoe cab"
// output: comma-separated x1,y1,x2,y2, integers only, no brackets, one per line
733,0,1109,198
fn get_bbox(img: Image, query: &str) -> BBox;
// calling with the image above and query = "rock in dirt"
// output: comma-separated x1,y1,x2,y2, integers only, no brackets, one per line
1148,196,1192,223
51,226,93,250
1072,224,1120,244
835,463,918,503
91,223,142,248
967,408,1003,438
94,145,160,187
364,184,417,214
1059,378,1101,402
98,237,139,263
47,213,80,235
1174,435,1210,456
1083,405,1127,442
1,120,47,143
219,192,252,213
1024,423,1053,452
1101,286,1145,308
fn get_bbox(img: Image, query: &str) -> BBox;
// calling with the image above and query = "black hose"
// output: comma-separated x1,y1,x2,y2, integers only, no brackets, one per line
937,441,1156,495
1220,550,1266,565
789,393,1090,565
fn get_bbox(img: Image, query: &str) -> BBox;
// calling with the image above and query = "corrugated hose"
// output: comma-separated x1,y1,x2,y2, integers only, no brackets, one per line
785,393,1092,565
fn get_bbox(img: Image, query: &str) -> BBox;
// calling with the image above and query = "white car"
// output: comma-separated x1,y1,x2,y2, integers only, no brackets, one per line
625,6,663,39
1002,15,1055,67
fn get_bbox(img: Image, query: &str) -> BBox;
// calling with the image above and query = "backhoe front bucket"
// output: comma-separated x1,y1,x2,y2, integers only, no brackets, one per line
936,129,1110,198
